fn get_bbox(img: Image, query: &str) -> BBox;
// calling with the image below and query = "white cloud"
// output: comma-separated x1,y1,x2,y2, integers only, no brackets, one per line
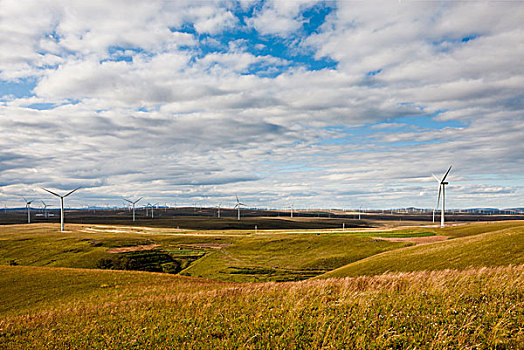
0,1,523,209
247,0,322,36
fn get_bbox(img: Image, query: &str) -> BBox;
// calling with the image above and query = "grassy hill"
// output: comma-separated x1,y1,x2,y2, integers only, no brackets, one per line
0,223,410,282
1,264,522,349
1,221,523,348
318,222,524,279
182,233,410,282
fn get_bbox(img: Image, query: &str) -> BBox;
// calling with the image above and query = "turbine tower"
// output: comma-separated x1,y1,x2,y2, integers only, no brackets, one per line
432,166,452,228
234,195,246,221
124,197,142,222
150,203,159,218
41,187,80,231
217,203,221,218
41,200,48,218
23,198,33,223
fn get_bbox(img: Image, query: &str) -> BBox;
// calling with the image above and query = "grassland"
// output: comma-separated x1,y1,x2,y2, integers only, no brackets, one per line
0,223,412,281
184,233,409,282
2,221,523,282
319,221,524,278
1,264,522,349
1,220,523,348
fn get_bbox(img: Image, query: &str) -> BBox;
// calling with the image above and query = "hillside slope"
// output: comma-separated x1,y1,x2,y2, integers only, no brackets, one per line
318,223,524,279
1,264,522,349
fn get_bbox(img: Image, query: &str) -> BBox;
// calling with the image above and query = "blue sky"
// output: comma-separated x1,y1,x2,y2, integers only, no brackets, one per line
0,0,523,209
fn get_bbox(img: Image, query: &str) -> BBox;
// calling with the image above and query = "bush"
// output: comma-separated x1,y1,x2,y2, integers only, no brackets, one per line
161,261,182,274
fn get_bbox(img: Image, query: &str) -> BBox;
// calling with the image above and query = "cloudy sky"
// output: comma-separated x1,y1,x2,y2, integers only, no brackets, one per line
1,0,523,209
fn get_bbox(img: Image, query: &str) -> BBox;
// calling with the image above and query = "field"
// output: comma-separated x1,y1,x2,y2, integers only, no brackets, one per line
1,265,522,349
1,219,523,348
0,223,415,282
320,222,524,279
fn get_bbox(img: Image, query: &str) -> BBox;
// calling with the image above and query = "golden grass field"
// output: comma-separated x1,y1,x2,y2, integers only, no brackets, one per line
0,220,523,348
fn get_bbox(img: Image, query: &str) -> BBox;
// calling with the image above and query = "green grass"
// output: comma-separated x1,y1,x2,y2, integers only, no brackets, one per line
183,234,410,281
437,220,524,238
0,224,230,269
1,221,523,283
319,223,524,279
411,220,524,238
0,223,409,282
1,221,524,348
349,231,436,238
0,265,228,317
1,264,522,349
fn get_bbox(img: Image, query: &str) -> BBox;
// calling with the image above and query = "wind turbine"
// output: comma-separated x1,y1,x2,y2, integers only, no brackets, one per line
432,166,452,228
289,203,294,218
217,203,222,218
23,198,33,223
150,203,159,218
41,200,48,218
41,187,80,231
234,195,246,221
124,197,142,222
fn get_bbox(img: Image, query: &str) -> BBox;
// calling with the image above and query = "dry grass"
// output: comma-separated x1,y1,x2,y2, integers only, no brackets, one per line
319,223,524,279
1,265,522,349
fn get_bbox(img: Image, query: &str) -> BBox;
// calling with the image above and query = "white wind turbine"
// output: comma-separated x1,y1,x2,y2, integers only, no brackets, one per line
41,200,49,218
150,203,159,218
234,195,246,221
124,197,142,222
432,166,452,228
41,187,80,231
289,203,294,218
217,203,222,218
23,198,33,223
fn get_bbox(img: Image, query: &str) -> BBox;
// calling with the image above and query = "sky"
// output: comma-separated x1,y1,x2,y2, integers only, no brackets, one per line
0,0,523,210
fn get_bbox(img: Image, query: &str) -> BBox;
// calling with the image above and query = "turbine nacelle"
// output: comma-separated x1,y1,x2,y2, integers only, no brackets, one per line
41,187,81,231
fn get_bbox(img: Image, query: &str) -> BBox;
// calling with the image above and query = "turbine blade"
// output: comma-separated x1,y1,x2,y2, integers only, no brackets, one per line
124,199,133,203
432,174,441,183
64,187,80,198
441,165,452,182
236,195,240,203
134,197,142,204
41,188,60,197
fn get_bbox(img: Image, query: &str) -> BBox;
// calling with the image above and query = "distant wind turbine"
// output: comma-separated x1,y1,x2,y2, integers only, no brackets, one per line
234,195,246,221
150,203,159,218
432,166,452,228
124,197,142,222
41,200,48,218
289,203,294,218
23,198,33,223
217,203,221,218
41,187,80,231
